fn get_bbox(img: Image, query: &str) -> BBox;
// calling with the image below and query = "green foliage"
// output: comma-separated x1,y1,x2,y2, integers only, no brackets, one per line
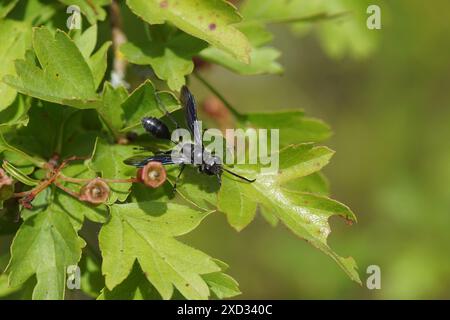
0,0,367,300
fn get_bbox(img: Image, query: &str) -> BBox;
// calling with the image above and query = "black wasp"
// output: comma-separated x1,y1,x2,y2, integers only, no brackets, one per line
124,85,255,190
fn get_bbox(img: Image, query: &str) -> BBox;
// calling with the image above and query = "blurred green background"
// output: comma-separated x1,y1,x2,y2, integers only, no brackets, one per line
183,0,450,299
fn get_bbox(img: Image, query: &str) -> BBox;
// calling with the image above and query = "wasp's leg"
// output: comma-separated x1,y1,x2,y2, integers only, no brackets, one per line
216,173,222,186
173,164,186,193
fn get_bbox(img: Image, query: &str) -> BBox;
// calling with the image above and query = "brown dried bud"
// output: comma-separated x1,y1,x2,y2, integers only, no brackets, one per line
137,161,167,188
79,178,110,205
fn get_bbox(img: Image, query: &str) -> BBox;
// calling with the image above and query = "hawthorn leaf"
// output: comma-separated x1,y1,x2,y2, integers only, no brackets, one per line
88,138,136,203
79,253,104,298
121,80,180,131
7,208,85,299
73,24,98,59
97,82,129,136
0,273,35,299
88,41,112,90
217,144,361,283
72,23,111,90
58,0,111,25
200,46,282,75
166,166,219,210
0,94,31,133
99,201,220,299
242,111,331,147
125,0,251,63
3,27,101,109
0,19,32,111
282,172,330,195
98,262,162,300
199,22,282,75
203,272,241,299
8,101,82,160
121,26,207,90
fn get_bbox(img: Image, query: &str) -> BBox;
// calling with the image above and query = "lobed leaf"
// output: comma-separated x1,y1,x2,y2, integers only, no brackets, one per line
125,0,251,63
121,25,207,90
0,19,32,111
7,208,85,299
216,144,360,283
3,27,108,109
99,201,221,299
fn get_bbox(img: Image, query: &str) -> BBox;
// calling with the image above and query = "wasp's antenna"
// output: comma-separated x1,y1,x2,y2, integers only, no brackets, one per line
222,167,256,183
155,91,179,129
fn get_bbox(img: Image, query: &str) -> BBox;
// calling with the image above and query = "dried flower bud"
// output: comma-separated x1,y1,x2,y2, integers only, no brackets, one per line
79,178,110,205
137,161,167,188
19,194,34,209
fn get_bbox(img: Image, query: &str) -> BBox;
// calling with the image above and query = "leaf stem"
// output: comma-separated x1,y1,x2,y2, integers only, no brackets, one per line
193,71,244,120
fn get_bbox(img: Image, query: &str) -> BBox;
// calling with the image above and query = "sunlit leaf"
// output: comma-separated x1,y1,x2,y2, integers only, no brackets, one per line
121,25,207,90
7,208,85,299
99,201,220,299
126,0,251,63
0,19,31,111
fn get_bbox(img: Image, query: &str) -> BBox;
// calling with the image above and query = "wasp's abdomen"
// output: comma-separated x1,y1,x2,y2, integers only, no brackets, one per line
141,117,171,140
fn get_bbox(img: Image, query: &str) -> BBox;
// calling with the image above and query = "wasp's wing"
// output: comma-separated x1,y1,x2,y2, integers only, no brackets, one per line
123,153,187,168
180,86,202,146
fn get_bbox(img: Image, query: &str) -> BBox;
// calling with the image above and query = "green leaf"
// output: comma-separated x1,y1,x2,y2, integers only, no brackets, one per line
0,94,32,133
203,272,240,299
88,41,111,90
199,22,282,75
121,25,207,90
58,0,111,25
73,24,98,59
3,27,100,109
99,201,220,299
79,253,104,298
126,0,251,63
7,208,85,299
0,19,32,111
283,172,330,195
217,144,360,283
88,138,136,203
54,190,108,231
121,80,180,131
167,166,219,210
97,83,129,136
0,273,35,299
98,262,162,300
242,111,332,147
200,46,282,75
